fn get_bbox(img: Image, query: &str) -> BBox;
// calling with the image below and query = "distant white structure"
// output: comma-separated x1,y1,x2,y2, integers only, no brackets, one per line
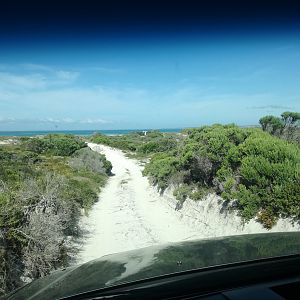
142,130,148,136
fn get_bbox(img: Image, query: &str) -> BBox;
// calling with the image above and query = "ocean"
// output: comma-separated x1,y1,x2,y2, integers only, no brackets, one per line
0,128,182,137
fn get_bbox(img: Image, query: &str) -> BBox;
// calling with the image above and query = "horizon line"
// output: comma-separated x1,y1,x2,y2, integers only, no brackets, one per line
0,125,259,133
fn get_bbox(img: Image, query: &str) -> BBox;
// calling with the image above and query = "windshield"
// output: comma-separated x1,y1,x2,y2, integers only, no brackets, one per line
0,1,299,298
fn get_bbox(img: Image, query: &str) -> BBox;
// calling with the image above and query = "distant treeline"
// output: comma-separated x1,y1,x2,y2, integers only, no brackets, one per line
0,135,112,295
91,112,300,229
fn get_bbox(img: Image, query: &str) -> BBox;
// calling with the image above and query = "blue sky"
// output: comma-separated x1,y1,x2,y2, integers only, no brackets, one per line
0,31,300,130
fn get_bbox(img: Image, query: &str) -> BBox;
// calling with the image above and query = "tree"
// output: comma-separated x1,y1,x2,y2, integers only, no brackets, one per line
259,115,283,135
281,111,300,127
259,115,273,131
281,111,300,140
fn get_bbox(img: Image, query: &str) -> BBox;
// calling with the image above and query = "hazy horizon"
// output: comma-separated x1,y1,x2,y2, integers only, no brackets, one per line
0,124,262,133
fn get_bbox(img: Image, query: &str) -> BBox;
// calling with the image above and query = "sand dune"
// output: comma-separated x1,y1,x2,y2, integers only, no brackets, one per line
76,143,300,264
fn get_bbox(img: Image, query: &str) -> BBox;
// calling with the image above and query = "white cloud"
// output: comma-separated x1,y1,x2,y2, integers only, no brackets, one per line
0,84,150,129
0,67,79,92
249,105,294,110
55,70,79,81
0,117,16,123
43,118,62,123
80,118,111,124
20,63,54,72
42,117,111,124
0,72,47,90
0,117,111,126
0,64,298,130
61,117,75,123
88,67,125,74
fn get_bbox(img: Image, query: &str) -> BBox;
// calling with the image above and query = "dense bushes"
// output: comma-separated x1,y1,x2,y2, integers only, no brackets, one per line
144,124,300,228
91,131,180,157
138,136,177,155
232,132,300,226
0,135,111,295
90,133,139,151
23,134,86,156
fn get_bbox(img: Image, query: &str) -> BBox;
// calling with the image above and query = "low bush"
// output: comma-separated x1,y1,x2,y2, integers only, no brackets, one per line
143,153,180,190
69,147,112,175
0,135,111,295
24,134,86,156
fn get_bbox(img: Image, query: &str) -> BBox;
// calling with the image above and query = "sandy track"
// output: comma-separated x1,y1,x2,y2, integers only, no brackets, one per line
76,143,299,264
76,143,200,264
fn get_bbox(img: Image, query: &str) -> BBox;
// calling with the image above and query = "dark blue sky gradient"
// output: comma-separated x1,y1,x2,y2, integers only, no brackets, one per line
1,1,300,41
1,1,300,56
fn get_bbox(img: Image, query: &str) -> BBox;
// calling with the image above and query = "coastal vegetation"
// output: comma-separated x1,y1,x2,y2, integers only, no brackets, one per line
91,112,300,230
90,130,180,158
143,124,300,229
0,134,112,295
1,111,299,295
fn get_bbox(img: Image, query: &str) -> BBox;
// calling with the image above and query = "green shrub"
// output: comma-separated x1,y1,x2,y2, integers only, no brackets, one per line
144,123,300,228
190,187,212,201
69,147,112,175
137,137,177,155
143,153,179,190
24,134,86,156
173,184,192,202
257,209,277,229
138,141,161,154
64,178,98,210
91,133,138,151
0,135,112,294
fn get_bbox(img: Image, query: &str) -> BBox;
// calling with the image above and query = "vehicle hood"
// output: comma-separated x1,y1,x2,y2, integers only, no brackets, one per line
4,232,300,300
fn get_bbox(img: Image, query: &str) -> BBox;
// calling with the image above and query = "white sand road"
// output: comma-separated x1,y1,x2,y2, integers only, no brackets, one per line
76,143,299,264
76,143,201,264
